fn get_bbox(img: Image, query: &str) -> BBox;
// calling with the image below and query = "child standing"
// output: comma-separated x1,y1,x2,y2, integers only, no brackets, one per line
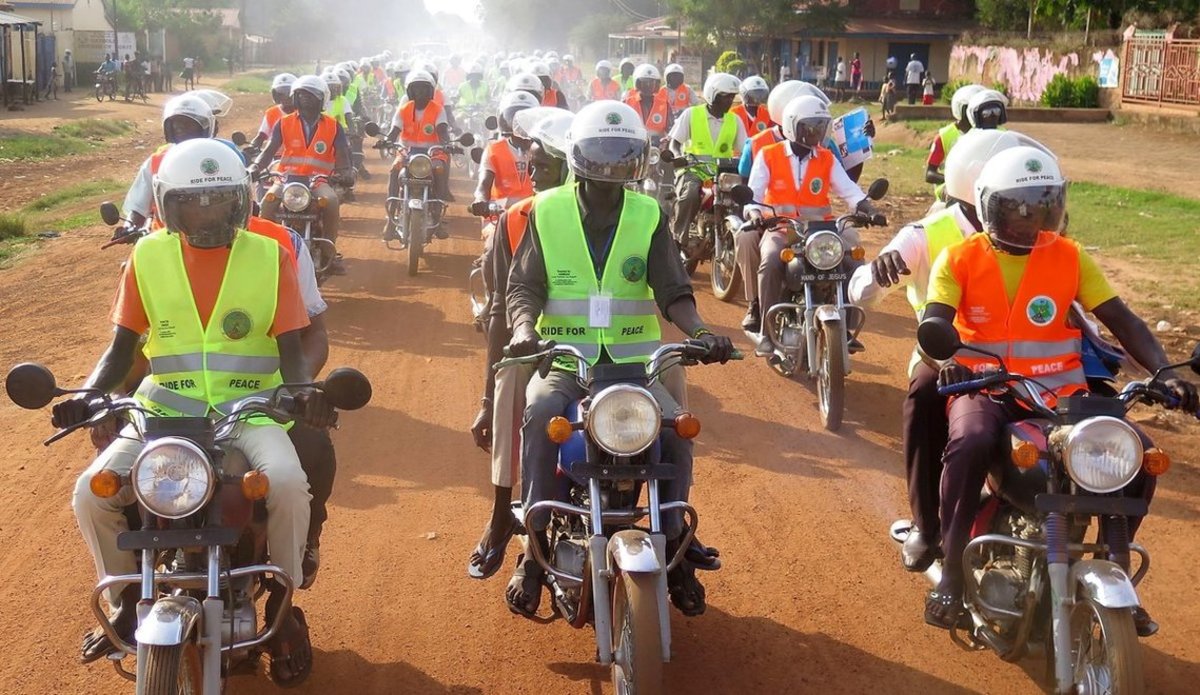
922,72,935,105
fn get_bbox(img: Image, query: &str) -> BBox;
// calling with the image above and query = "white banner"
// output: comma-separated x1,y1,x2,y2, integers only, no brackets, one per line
73,30,137,63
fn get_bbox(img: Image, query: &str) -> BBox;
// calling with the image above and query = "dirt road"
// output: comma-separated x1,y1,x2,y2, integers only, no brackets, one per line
0,89,1198,694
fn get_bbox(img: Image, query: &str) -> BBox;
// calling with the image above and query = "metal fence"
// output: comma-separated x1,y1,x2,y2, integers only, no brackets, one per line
1122,32,1200,108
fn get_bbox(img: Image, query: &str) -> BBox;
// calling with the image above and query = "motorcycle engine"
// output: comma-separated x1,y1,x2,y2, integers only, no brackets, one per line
552,536,588,586
224,595,258,645
778,323,804,351
976,564,1024,617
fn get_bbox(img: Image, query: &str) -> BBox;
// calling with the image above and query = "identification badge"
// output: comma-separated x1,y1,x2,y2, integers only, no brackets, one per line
589,293,612,328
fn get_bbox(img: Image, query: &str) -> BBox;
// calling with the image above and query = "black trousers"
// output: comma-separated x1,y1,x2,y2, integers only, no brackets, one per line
906,83,919,104
289,423,337,543
903,361,947,539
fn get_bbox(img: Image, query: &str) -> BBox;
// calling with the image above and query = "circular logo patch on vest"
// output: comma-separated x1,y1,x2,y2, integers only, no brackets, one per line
423,123,435,135
314,140,328,155
621,256,647,283
651,113,664,124
756,121,768,132
809,177,824,195
200,157,220,175
718,142,730,154
221,309,254,341
1026,295,1057,326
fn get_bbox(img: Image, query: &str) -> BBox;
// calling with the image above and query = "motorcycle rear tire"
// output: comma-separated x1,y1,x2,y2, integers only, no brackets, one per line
143,642,202,695
1067,598,1144,695
816,319,846,432
611,572,664,695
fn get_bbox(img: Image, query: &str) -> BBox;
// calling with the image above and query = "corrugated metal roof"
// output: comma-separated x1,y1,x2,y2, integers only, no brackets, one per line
0,9,43,27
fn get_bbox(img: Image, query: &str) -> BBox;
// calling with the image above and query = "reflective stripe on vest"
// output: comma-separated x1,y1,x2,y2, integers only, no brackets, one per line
401,100,443,146
533,185,662,366
762,142,834,220
749,127,782,162
132,229,284,418
946,233,1086,401
624,92,671,136
278,113,338,175
487,140,533,201
683,106,737,157
505,197,534,255
905,209,968,315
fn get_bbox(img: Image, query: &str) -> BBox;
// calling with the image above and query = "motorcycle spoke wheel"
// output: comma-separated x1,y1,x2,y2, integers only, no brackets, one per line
816,320,845,432
142,641,202,695
1069,599,1144,695
709,225,740,302
611,572,663,695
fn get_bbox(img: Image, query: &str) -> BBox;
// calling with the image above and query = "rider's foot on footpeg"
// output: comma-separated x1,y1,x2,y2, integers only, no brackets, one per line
755,335,773,357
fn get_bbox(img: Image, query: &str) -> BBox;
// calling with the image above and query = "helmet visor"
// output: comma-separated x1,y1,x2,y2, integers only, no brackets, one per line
794,117,831,148
982,184,1066,250
161,185,249,249
743,88,768,106
973,102,1006,129
569,136,649,183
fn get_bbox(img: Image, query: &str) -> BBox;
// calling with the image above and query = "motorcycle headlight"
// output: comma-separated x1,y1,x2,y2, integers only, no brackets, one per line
648,148,661,167
407,154,433,179
587,385,661,456
717,172,741,193
1064,416,1143,493
131,438,215,519
804,230,844,271
642,178,658,194
282,183,312,212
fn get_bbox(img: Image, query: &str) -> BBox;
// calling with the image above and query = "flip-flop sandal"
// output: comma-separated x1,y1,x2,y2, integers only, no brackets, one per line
467,521,517,580
685,537,722,571
505,553,543,619
269,607,313,688
667,564,707,617
924,590,964,630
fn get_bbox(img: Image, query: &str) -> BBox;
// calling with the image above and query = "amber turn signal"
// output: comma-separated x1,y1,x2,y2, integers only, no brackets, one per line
264,192,278,202
90,469,122,498
850,246,866,261
1011,441,1040,470
1143,448,1170,476
242,470,270,500
779,247,796,263
317,197,329,208
546,416,573,444
674,413,702,439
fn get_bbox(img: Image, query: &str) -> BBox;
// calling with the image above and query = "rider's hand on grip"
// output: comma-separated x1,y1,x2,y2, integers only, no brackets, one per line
871,250,910,288
870,213,888,227
51,397,92,429
469,200,492,217
937,362,975,390
508,324,542,358
295,388,337,429
1163,377,1199,414
89,414,121,451
697,333,735,364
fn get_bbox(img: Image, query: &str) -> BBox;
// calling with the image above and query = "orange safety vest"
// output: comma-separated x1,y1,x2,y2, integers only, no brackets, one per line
624,91,671,136
263,104,286,134
943,233,1086,401
505,197,535,255
146,144,175,229
487,140,533,202
731,103,774,135
433,89,446,107
666,84,695,113
749,127,782,162
543,87,565,108
247,216,298,269
277,112,338,176
590,77,620,101
399,100,444,146
761,142,835,221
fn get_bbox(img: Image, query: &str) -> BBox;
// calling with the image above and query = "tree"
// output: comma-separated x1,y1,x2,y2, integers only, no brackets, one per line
666,0,846,55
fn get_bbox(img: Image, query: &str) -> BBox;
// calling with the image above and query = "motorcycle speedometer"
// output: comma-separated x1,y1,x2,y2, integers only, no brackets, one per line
282,182,312,212
1063,416,1143,493
130,437,215,519
804,230,844,270
407,155,433,179
586,384,661,456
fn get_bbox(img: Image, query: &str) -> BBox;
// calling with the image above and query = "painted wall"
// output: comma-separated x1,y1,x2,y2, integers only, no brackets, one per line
949,44,1116,104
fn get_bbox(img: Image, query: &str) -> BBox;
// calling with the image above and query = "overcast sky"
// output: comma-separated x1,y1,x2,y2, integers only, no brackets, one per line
424,0,480,22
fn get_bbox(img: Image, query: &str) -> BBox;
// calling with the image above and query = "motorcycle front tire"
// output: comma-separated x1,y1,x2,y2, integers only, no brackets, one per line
815,319,846,432
407,210,424,277
143,641,202,695
610,571,664,695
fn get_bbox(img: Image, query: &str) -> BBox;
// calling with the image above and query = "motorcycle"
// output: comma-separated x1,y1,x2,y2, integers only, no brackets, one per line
892,319,1200,695
95,71,118,102
365,121,474,277
98,202,148,250
662,152,742,301
731,179,888,431
494,340,739,694
257,171,340,285
467,199,506,333
4,363,372,695
627,147,675,221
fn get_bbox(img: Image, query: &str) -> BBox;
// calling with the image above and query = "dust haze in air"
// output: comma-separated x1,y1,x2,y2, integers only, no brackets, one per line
301,0,494,60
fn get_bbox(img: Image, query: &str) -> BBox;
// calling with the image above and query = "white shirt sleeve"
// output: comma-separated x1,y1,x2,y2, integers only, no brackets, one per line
829,156,867,209
848,223,928,307
292,232,328,318
479,144,494,176
668,106,691,144
256,114,271,137
747,150,770,204
122,159,154,218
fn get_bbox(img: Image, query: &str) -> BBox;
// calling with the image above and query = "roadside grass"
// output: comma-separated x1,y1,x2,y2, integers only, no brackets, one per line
1,178,124,267
897,119,945,136
22,179,125,212
1066,182,1200,262
0,119,135,162
0,212,27,240
224,73,273,94
861,145,930,198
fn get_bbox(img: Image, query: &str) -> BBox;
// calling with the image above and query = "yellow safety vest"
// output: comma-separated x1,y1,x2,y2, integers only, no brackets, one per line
324,94,348,128
906,208,968,315
132,230,284,418
683,106,737,158
533,184,662,365
933,122,962,201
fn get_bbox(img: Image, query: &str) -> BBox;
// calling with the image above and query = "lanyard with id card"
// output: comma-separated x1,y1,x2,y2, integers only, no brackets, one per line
589,292,612,328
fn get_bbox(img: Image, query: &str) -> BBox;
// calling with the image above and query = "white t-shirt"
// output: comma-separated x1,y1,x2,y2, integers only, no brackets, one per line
183,57,195,69
906,60,924,85
835,61,846,82
668,105,747,157
290,230,328,318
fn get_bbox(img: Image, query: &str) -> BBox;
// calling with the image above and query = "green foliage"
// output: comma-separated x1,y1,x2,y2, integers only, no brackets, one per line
667,0,842,51
940,77,973,104
0,134,92,161
715,50,746,75
1067,181,1200,262
53,119,133,140
569,14,633,60
1040,73,1099,107
22,180,125,213
1072,75,1099,107
223,74,273,94
0,213,27,241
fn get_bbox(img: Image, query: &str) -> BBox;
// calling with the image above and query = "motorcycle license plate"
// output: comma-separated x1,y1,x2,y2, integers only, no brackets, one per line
799,272,848,283
117,526,240,551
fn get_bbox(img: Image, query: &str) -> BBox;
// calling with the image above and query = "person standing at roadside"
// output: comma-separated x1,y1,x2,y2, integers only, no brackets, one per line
850,52,862,93
63,50,75,92
905,53,924,105
182,56,196,90
833,56,847,101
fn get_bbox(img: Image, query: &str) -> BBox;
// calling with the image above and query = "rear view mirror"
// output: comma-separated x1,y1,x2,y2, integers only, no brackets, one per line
730,184,755,207
867,178,889,201
5,363,60,410
230,130,248,146
916,317,961,361
470,147,484,164
321,367,372,411
484,115,499,131
99,201,121,226
1190,343,1200,376
657,147,676,165
458,132,475,147
363,121,382,138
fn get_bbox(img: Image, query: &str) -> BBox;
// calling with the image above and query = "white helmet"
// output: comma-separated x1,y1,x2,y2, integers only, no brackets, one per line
966,89,1009,129
795,81,831,106
396,58,412,73
766,80,808,125
739,75,769,106
703,72,741,104
153,139,250,249
944,129,1057,205
781,95,831,147
516,108,574,159
530,61,551,78
420,60,439,80
633,63,661,82
507,72,545,100
405,69,435,89
664,63,684,77
188,89,233,117
567,101,649,183
271,72,297,94
290,75,328,107
563,54,575,64
595,59,613,74
334,67,352,86
950,84,985,122
498,90,540,133
161,94,215,143
974,145,1067,250
322,71,341,89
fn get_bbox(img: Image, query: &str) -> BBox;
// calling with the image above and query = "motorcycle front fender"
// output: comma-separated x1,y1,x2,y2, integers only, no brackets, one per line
134,595,203,646
607,529,661,574
1070,559,1140,609
814,304,843,324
